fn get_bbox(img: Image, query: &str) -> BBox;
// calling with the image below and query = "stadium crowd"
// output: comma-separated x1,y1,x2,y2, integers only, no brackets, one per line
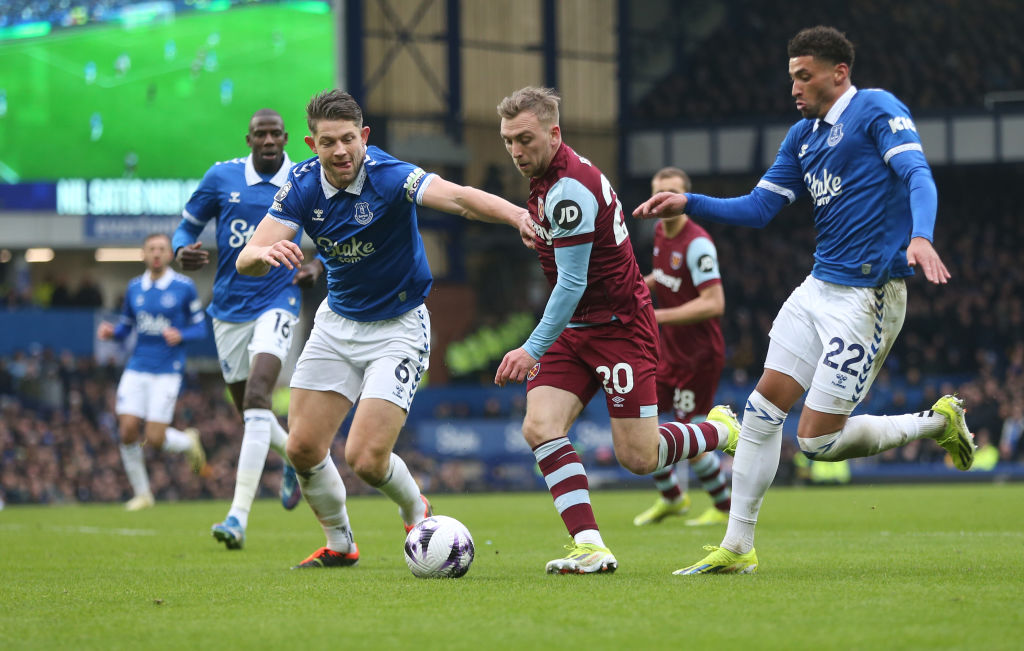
0,349,403,506
632,0,1024,123
1,0,1022,501
2,163,1022,505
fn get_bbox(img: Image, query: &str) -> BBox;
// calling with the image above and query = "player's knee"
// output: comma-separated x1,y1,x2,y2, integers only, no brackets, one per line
241,390,271,411
521,417,554,448
242,377,274,411
615,447,657,475
795,418,818,440
346,448,388,485
119,421,141,443
286,434,324,472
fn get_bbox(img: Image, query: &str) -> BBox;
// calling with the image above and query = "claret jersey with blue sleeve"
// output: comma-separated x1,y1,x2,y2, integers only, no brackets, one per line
757,86,927,287
174,153,302,322
114,270,206,374
266,146,436,322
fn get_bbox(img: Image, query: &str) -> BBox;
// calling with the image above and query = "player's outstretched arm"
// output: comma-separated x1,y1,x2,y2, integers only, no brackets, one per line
237,216,304,276
633,192,688,219
420,177,535,248
907,236,950,285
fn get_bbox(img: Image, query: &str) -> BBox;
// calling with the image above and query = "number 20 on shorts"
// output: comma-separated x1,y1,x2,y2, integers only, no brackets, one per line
596,362,634,394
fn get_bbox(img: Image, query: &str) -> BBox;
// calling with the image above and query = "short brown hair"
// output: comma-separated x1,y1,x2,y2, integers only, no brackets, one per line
497,87,560,125
143,232,171,247
306,89,363,133
787,26,855,69
653,167,691,192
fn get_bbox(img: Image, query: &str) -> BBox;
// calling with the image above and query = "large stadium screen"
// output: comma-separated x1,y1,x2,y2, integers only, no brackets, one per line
0,0,336,192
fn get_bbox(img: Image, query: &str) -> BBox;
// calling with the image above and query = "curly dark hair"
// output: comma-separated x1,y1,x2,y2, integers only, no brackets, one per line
787,26,855,69
306,89,363,133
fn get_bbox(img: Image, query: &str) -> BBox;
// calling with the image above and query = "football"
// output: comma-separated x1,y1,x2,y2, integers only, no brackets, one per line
403,515,475,578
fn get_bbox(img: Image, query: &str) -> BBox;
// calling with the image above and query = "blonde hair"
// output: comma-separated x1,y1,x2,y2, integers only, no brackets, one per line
497,86,561,125
653,166,692,192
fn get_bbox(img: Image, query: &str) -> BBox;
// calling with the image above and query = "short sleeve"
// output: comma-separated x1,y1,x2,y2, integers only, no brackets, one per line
544,177,599,247
402,167,435,205
686,236,721,289
267,175,304,227
363,150,435,206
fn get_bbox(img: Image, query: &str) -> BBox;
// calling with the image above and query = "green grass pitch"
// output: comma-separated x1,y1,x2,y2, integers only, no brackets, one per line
0,3,334,181
1,484,1022,650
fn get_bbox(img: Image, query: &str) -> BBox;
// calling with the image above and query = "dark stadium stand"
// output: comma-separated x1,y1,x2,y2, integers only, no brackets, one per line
630,0,1024,124
2,0,1022,504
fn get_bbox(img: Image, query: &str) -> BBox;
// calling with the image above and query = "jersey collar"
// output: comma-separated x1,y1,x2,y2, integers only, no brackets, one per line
141,269,175,291
813,85,857,132
244,153,293,187
320,160,367,199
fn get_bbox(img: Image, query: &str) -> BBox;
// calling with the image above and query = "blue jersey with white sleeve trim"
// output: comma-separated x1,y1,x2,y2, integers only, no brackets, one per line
267,146,436,322
174,154,302,323
115,270,206,374
755,87,931,287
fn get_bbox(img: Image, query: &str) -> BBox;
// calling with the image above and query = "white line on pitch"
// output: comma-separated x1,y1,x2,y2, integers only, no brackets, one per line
0,523,157,536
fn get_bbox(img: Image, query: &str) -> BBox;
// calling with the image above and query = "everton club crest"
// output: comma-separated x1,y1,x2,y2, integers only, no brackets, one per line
354,201,373,225
828,123,844,147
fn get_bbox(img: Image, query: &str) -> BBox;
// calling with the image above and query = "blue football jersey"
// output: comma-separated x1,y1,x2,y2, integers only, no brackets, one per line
757,86,925,287
116,270,206,374
267,146,436,322
175,153,302,322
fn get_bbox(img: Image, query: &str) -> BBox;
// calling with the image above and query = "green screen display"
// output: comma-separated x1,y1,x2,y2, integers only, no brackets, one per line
0,2,336,181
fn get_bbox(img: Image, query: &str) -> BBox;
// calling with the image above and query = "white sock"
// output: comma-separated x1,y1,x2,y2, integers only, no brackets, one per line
226,409,273,528
722,391,787,555
161,427,193,453
799,410,947,461
372,454,423,527
297,453,352,552
574,529,606,547
119,443,151,498
267,412,289,459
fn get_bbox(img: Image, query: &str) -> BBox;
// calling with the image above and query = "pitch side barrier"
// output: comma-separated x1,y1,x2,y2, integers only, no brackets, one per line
409,379,996,490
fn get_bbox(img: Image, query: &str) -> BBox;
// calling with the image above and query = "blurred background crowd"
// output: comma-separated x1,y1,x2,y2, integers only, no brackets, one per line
3,162,1022,506
631,0,1024,123
1,0,1022,505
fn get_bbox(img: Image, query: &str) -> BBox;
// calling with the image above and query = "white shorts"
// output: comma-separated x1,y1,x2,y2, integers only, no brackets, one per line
212,309,299,384
765,276,907,415
115,369,182,424
290,301,430,412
